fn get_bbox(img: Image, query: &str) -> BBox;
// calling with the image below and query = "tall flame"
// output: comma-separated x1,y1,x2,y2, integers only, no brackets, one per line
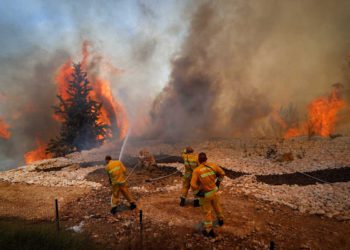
23,41,128,164
284,88,347,139
24,138,52,164
54,41,129,139
91,78,129,138
0,118,11,140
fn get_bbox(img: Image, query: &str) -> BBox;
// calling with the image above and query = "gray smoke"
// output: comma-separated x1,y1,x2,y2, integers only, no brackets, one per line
0,49,67,168
150,0,350,140
1,0,350,168
0,0,190,169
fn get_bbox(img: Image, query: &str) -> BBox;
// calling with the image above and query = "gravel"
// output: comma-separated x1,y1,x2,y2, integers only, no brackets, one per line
1,136,349,220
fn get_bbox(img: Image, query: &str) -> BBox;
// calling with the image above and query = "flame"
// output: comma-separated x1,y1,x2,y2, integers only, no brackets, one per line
91,78,129,138
0,118,11,140
55,59,73,102
284,88,347,139
24,138,52,164
54,41,128,139
284,127,302,139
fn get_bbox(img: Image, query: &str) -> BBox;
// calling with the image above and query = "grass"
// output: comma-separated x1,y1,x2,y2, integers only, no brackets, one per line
0,219,103,250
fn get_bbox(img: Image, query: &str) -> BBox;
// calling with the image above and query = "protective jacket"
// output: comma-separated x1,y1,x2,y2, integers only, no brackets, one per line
180,151,198,199
191,162,225,195
191,161,225,233
181,152,198,178
105,160,127,185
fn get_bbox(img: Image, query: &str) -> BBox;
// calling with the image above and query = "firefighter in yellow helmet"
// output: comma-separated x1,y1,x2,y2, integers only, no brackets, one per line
191,152,225,238
105,155,137,214
180,146,199,207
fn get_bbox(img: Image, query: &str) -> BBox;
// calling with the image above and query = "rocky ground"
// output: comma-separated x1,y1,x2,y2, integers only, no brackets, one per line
0,136,350,249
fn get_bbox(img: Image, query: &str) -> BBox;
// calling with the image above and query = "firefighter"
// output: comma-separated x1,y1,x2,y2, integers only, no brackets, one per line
105,155,137,214
138,149,157,171
180,146,199,207
191,152,225,238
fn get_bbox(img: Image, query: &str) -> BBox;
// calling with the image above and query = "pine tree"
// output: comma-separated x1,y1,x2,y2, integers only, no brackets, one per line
47,63,110,157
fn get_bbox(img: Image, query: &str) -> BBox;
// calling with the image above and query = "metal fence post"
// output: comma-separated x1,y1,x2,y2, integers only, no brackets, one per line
55,199,60,231
139,210,143,249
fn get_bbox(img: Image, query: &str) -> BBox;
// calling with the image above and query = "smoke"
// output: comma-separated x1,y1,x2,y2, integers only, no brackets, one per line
0,49,67,168
0,0,190,168
1,0,350,168
150,0,350,140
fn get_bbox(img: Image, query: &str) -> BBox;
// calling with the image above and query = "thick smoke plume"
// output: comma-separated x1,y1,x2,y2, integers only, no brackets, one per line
150,0,350,140
0,0,189,169
1,0,350,168
0,50,66,168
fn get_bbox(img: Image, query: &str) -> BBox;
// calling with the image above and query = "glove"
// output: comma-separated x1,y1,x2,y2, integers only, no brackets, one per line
195,190,206,198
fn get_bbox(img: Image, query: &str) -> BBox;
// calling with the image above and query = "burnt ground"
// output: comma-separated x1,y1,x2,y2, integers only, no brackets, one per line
256,167,350,186
222,168,247,179
60,165,350,250
2,155,350,249
153,154,350,186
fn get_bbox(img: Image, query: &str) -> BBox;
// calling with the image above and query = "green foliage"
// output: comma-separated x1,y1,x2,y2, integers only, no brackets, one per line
47,63,110,157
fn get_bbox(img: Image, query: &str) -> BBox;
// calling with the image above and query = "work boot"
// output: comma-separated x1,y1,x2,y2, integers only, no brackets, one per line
218,219,224,226
193,199,200,207
202,230,208,237
203,229,216,238
130,203,137,210
208,229,217,238
110,207,118,215
179,197,186,207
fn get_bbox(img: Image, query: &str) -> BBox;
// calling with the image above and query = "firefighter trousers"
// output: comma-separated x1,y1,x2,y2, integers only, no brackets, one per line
181,173,198,200
111,183,135,207
200,192,223,232
181,174,191,198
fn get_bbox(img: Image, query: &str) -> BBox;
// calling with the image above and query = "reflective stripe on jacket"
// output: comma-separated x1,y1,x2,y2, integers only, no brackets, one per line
181,152,198,173
105,160,127,185
191,162,225,193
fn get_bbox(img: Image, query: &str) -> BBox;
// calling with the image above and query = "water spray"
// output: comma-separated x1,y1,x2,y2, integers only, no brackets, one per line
118,126,140,181
119,127,131,161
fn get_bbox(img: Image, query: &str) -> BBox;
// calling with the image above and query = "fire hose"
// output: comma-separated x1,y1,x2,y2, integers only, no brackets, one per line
124,155,181,181
125,163,140,181
125,163,179,182
145,171,179,182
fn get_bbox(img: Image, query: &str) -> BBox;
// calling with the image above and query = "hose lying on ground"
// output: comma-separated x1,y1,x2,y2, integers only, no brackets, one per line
145,171,179,182
125,164,140,181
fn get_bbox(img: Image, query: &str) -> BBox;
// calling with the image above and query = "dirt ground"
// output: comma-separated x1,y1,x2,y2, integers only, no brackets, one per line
0,169,350,249
0,165,349,249
0,182,89,220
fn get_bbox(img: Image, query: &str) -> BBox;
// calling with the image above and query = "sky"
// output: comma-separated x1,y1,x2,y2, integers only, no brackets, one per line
0,0,193,168
1,0,350,169
0,0,190,87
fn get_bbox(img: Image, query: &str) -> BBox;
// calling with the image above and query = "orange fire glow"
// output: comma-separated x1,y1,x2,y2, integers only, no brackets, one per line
54,41,129,139
131,113,151,137
91,78,129,138
0,118,11,140
284,88,347,139
24,139,52,164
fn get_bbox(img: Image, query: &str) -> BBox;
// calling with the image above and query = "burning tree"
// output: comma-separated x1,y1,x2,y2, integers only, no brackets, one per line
47,63,110,157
